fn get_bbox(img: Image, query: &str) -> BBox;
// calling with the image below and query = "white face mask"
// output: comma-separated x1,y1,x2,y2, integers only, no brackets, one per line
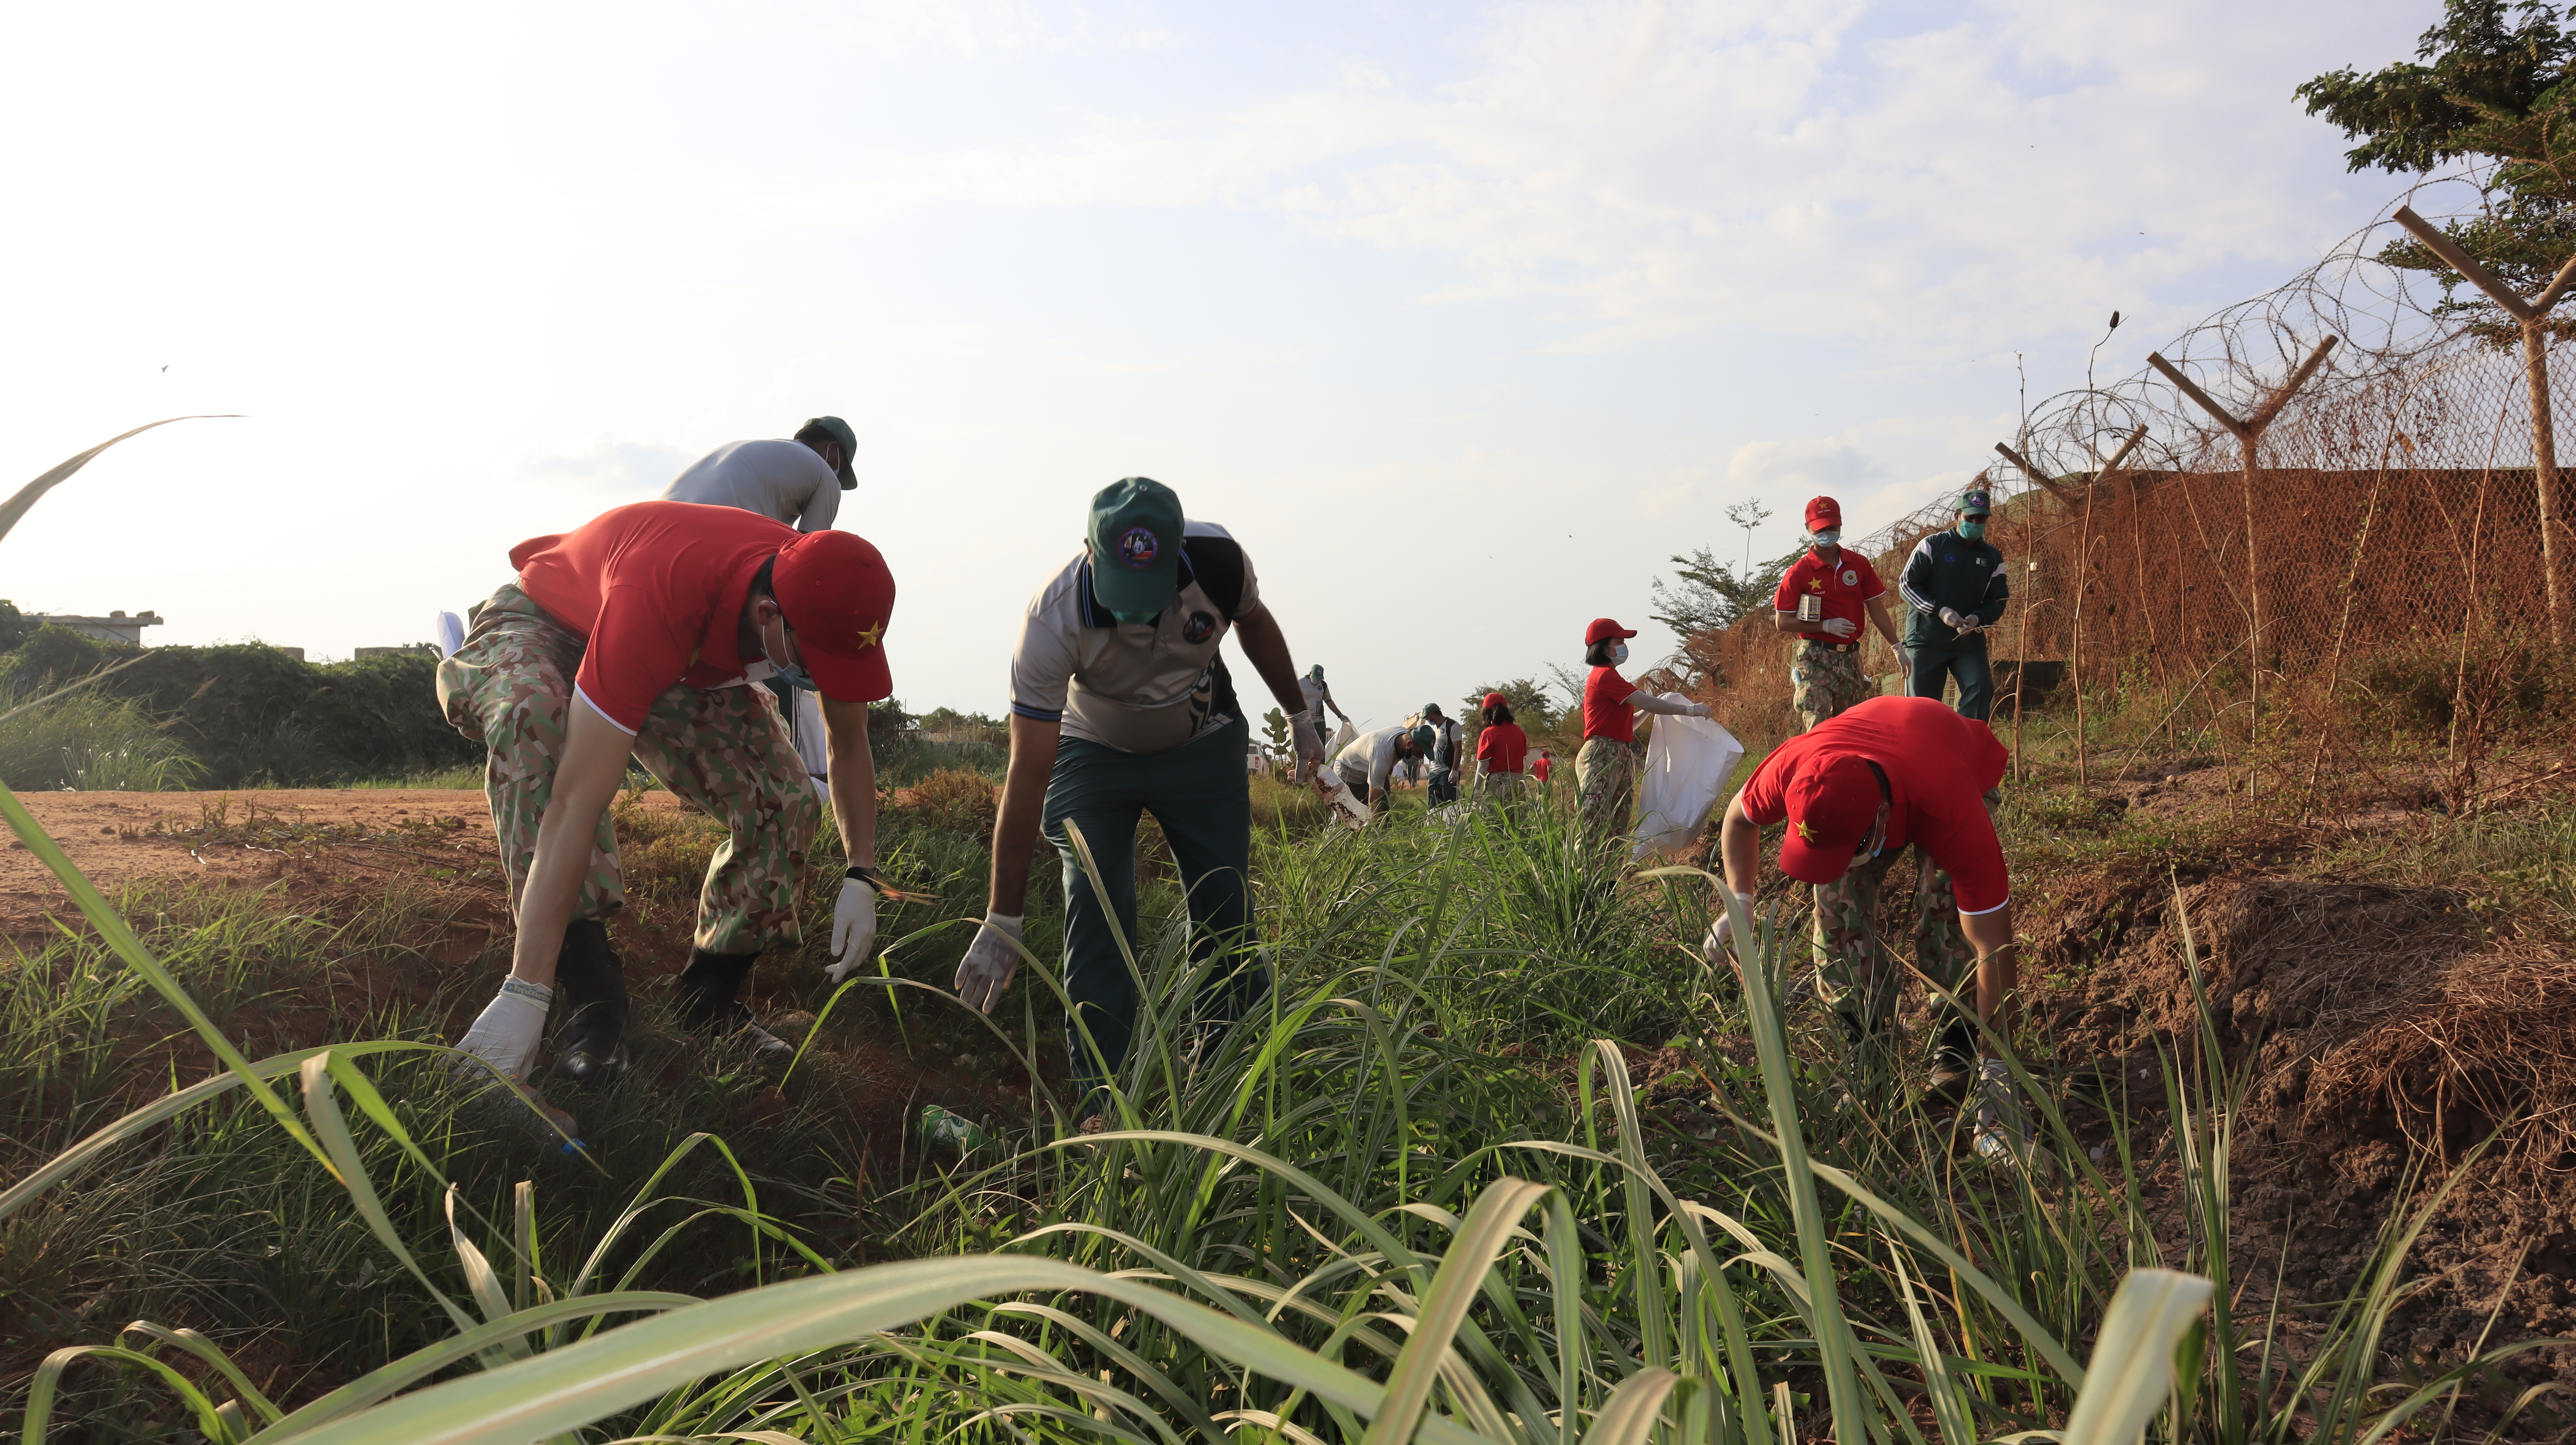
1810,528,1841,549
1611,642,1630,665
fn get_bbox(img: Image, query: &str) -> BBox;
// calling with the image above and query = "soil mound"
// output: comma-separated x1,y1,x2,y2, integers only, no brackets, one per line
2037,874,2576,1369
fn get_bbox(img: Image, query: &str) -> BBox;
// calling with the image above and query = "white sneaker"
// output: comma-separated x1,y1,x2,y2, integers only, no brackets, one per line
1971,1059,2055,1180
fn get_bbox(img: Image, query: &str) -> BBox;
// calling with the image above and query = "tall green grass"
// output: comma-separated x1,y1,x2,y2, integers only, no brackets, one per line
0,683,202,791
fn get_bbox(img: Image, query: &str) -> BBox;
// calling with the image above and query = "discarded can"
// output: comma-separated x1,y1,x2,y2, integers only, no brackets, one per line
918,1104,990,1152
1796,592,1824,623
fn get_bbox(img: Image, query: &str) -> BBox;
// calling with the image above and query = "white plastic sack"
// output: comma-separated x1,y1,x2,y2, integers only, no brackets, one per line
435,611,466,658
1327,720,1357,756
790,687,832,805
1632,694,1743,862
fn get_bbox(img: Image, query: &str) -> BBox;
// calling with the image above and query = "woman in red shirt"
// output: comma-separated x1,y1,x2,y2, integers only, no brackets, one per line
1473,690,1528,799
1577,618,1711,849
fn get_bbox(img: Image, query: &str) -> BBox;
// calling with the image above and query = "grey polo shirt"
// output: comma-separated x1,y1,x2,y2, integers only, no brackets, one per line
660,440,841,532
1009,521,1261,755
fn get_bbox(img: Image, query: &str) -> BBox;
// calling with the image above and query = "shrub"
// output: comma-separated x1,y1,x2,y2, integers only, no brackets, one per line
1,630,477,787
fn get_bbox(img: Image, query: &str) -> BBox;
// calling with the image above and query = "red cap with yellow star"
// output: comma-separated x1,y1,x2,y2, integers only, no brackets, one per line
774,529,896,703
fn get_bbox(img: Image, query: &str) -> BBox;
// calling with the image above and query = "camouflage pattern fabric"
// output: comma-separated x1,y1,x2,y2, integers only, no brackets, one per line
436,583,820,955
1790,640,1872,731
1575,737,1638,849
1807,789,2000,1037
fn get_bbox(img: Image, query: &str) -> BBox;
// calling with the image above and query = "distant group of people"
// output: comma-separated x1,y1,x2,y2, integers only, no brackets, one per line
435,421,2039,1164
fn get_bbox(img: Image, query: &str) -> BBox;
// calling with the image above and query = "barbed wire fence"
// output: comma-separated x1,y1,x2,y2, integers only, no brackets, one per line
1696,172,2576,813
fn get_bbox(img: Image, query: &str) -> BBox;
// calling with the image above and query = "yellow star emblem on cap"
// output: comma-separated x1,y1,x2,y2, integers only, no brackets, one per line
1794,819,1817,842
853,621,886,650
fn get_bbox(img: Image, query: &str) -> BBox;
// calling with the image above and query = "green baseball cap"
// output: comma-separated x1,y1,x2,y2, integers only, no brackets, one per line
1957,486,1993,517
1087,477,1184,615
1409,725,1437,752
1420,703,1443,718
801,416,859,490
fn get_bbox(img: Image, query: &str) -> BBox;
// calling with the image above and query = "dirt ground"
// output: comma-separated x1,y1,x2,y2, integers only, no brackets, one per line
0,788,704,937
0,787,1034,1190
2013,758,2576,1384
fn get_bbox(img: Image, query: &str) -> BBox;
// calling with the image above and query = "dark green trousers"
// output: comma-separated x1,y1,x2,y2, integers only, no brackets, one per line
1044,717,1265,1107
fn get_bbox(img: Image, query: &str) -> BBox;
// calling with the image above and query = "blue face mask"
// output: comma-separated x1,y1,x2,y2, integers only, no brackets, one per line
1959,518,1988,542
1612,642,1630,665
774,658,821,693
1112,609,1160,626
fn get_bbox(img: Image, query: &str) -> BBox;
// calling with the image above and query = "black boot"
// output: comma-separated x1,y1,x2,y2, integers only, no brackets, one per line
673,948,792,1061
1926,1017,1978,1105
551,920,630,1087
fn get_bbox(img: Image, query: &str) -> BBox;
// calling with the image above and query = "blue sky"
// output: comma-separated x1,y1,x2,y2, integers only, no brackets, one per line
0,0,2434,726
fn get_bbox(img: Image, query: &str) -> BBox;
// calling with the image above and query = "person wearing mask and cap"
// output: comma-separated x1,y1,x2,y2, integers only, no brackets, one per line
961,478,1326,1127
1899,485,2011,721
1700,695,2033,1166
1774,496,1905,731
1335,722,1435,818
1577,618,1713,851
661,416,864,802
1472,691,1529,801
1419,703,1465,806
436,499,897,1135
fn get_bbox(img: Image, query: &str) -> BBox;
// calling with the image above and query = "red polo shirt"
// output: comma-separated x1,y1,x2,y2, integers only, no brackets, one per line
1735,696,2011,913
511,500,791,734
1772,546,1885,641
1583,665,1636,743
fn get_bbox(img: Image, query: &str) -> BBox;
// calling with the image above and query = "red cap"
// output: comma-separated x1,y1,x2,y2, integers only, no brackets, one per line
1805,496,1842,531
1482,690,1508,709
1776,754,1878,884
772,530,896,703
1584,617,1640,646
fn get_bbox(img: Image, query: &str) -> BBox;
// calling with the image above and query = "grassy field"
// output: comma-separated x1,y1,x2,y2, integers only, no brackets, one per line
6,677,2572,1441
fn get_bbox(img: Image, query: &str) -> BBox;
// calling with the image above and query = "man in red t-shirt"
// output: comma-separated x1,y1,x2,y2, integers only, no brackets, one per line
1704,696,2034,1161
1531,750,1553,783
1771,496,1905,732
434,500,898,1133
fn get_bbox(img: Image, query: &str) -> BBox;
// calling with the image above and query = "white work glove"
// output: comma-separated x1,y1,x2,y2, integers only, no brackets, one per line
953,911,1026,1013
1287,707,1326,776
825,875,880,984
1820,616,1858,638
1700,893,1755,962
1685,701,1713,718
453,977,552,1081
1939,607,1965,630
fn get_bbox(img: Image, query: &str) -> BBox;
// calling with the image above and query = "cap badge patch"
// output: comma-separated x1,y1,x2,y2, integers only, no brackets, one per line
1117,526,1160,570
853,621,886,649
1794,819,1818,842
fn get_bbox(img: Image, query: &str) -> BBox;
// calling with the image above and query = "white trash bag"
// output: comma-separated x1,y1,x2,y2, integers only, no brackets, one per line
1633,695,1743,862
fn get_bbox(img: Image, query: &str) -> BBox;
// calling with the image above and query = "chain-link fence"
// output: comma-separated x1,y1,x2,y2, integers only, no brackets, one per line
1694,184,2575,808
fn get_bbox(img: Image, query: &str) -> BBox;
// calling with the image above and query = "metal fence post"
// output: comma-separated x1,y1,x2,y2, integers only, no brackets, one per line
2392,205,2576,648
2147,338,2338,804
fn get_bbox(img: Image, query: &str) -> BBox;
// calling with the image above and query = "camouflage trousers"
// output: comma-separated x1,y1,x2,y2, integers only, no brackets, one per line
1810,806,1996,1050
435,583,821,955
1575,737,1639,850
1790,639,1872,731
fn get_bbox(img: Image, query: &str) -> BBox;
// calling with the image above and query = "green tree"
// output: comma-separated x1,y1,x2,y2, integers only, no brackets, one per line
2298,1,2576,339
0,600,28,655
1648,546,1796,639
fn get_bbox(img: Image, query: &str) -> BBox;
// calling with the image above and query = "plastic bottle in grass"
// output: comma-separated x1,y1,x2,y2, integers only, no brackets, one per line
917,1104,990,1152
